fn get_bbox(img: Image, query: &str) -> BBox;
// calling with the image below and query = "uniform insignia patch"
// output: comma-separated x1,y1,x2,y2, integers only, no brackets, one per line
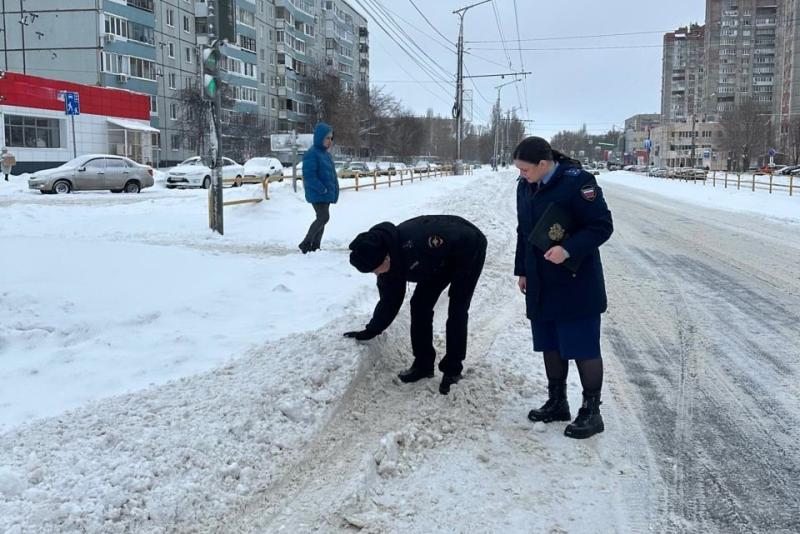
402,240,414,249
580,185,597,201
548,223,565,242
565,168,581,176
428,235,444,248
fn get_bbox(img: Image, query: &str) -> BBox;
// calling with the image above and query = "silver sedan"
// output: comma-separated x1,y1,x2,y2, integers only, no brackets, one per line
28,154,155,194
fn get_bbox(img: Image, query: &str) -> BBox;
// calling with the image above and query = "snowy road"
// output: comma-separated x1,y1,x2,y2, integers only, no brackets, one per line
601,184,800,532
1,171,798,533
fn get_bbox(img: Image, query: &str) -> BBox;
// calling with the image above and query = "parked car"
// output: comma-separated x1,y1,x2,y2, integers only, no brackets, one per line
780,165,800,175
166,156,243,189
27,154,154,194
755,164,785,175
243,157,284,184
282,161,303,178
412,160,430,172
339,161,369,178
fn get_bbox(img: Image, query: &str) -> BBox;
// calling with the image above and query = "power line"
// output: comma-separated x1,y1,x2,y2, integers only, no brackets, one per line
489,0,523,115
361,0,453,82
468,44,665,51
352,0,454,99
466,29,676,43
406,0,454,46
512,0,530,119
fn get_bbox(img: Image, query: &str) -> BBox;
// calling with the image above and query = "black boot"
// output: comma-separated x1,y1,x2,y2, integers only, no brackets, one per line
397,366,434,383
564,391,604,439
298,241,311,254
528,381,571,423
438,374,462,395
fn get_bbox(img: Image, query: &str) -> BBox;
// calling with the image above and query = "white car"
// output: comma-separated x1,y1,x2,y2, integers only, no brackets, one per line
243,157,284,184
166,156,244,189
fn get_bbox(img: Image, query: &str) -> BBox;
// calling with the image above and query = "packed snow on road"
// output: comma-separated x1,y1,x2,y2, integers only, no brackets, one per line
1,168,798,533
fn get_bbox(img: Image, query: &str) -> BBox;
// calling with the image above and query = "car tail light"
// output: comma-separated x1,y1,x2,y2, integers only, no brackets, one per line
147,167,153,177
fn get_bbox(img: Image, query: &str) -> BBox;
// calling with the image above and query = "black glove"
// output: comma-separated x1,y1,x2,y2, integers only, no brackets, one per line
343,329,378,341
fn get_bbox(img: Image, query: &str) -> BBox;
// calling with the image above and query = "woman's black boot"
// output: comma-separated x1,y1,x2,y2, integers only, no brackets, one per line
528,381,571,423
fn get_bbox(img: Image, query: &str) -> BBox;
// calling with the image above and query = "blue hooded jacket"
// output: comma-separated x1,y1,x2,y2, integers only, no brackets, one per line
302,123,339,204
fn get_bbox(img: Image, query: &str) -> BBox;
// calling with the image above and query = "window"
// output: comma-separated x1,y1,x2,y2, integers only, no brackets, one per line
127,0,154,13
170,103,177,120
150,96,158,114
4,115,61,148
168,72,176,88
171,134,181,151
168,42,175,58
185,47,192,63
183,15,191,33
237,8,255,27
166,9,174,27
129,56,157,80
105,14,129,39
238,34,256,52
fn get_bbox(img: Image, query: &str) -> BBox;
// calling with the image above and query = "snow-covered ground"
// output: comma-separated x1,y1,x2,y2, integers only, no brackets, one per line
0,169,798,532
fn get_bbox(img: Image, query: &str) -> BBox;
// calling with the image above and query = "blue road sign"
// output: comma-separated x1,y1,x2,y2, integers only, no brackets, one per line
65,92,80,115
768,148,776,157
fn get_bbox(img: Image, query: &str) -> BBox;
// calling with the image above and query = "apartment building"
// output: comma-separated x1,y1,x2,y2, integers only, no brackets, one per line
775,0,800,140
0,0,369,166
661,24,706,122
704,0,780,115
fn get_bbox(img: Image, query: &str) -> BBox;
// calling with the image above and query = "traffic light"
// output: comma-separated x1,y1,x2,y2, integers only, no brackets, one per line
202,40,223,99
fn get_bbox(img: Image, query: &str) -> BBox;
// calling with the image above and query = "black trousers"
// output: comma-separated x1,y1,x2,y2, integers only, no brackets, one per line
409,235,487,376
301,202,330,250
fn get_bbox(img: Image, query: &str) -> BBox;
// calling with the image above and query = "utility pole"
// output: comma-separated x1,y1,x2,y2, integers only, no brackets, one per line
204,0,225,234
690,113,696,168
453,0,491,175
492,79,520,171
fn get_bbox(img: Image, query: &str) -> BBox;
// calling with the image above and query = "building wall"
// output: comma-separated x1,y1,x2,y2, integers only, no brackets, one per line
775,0,800,144
0,72,152,171
1,0,369,166
651,121,725,170
662,25,705,122
0,1,101,84
704,0,780,116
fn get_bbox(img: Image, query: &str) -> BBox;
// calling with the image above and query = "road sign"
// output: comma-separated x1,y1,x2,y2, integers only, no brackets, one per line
768,148,776,157
270,133,314,151
703,149,711,159
64,92,80,115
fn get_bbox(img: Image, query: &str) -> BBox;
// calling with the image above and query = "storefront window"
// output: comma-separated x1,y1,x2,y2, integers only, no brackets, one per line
4,115,61,148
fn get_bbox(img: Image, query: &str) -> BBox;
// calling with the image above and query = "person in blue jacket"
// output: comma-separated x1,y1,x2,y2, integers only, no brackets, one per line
299,122,339,253
514,136,613,439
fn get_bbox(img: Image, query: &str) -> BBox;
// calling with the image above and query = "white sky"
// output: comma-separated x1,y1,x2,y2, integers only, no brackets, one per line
361,0,707,139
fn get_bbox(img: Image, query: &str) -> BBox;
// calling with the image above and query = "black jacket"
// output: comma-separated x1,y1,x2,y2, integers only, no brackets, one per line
364,215,486,334
515,163,613,321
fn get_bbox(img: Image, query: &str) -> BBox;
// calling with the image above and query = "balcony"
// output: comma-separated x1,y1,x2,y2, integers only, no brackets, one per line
194,1,208,17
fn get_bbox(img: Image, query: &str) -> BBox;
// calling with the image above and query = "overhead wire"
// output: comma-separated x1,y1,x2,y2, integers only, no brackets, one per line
352,0,453,99
363,0,453,81
490,0,524,116
512,0,530,119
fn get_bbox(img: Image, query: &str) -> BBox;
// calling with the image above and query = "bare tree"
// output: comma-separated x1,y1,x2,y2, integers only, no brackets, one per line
720,98,772,171
176,87,235,157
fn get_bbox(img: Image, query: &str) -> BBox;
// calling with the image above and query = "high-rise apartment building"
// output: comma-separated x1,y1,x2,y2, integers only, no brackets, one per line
704,0,779,115
661,24,706,122
0,0,368,165
775,0,800,139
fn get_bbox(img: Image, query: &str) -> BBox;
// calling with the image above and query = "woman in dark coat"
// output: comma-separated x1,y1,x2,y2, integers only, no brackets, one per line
299,123,339,253
513,136,613,439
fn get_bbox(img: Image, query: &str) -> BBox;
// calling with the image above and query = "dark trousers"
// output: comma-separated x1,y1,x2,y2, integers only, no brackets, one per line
409,235,487,376
301,202,330,250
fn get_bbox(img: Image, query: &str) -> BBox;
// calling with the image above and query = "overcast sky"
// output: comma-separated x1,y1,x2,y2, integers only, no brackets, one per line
356,0,706,140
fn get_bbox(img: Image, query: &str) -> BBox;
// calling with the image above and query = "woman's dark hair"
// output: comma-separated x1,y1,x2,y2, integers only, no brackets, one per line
512,136,582,167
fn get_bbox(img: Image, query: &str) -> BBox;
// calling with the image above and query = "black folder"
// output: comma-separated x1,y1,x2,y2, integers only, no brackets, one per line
528,202,581,273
